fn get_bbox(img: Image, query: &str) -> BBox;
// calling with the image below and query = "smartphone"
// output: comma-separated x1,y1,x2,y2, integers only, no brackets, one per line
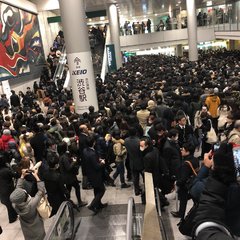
213,143,220,152
233,146,240,177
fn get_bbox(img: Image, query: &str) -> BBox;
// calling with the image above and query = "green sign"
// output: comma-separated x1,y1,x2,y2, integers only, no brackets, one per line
106,44,117,72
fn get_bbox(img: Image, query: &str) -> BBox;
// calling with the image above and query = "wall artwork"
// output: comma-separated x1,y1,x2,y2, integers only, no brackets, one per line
0,2,45,80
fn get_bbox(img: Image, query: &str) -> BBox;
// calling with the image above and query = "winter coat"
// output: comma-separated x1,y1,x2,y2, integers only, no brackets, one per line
176,154,199,188
162,139,182,177
83,147,104,188
228,129,240,145
125,136,144,171
205,95,221,118
113,139,127,163
12,179,46,240
59,152,79,185
0,166,16,203
0,134,15,151
43,168,68,216
143,146,164,188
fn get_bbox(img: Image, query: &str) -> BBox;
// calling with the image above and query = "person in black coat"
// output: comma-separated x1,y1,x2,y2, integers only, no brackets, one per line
58,142,87,208
171,143,199,219
125,127,144,195
175,114,194,148
162,129,182,178
193,143,238,240
30,124,47,163
83,135,107,214
78,124,91,189
140,137,162,188
43,157,69,216
0,152,18,223
140,136,169,208
10,90,20,108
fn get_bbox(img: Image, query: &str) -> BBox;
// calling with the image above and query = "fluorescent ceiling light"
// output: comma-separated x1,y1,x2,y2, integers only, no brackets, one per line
206,1,212,6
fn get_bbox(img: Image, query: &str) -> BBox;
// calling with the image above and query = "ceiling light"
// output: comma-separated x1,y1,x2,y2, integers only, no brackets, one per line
89,19,92,22
100,16,105,21
155,13,158,16
206,1,212,6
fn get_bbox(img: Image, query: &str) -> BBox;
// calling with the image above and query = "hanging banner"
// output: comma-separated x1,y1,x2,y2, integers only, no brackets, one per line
106,44,117,72
67,51,98,114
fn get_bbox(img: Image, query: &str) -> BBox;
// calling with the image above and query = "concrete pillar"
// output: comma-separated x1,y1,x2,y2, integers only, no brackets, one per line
175,44,183,57
58,0,98,114
186,0,198,61
108,4,122,69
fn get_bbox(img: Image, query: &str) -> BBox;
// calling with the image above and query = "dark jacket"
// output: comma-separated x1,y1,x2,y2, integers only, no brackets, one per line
59,152,79,185
43,168,68,216
30,132,47,162
143,146,164,187
177,154,199,187
83,147,104,188
175,124,193,148
10,94,20,107
95,134,107,159
0,166,16,202
162,139,182,177
125,136,144,171
193,176,231,235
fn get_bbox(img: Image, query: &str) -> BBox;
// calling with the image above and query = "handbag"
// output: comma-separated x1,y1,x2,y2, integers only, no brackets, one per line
178,203,199,236
37,195,52,219
206,120,218,144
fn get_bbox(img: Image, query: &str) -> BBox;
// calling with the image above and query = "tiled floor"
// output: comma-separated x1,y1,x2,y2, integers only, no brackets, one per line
0,171,191,240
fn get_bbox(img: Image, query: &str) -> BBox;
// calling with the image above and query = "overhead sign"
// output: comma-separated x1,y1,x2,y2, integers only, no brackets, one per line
67,51,98,114
106,44,117,72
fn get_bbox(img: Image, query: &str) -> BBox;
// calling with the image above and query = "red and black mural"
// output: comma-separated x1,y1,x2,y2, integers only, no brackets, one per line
0,2,44,80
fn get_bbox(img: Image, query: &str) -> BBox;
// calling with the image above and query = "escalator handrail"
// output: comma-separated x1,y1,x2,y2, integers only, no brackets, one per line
126,197,135,240
44,201,74,240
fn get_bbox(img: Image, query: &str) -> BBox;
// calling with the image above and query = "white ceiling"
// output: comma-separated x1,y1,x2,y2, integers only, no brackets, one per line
30,0,227,18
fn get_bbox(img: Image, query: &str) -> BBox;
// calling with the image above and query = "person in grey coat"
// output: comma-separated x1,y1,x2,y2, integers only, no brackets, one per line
10,169,46,240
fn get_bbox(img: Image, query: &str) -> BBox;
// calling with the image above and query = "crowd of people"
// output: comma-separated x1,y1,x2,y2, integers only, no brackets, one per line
0,48,240,239
120,7,230,35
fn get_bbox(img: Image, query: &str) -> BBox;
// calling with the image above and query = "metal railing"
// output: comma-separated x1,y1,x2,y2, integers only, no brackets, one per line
126,197,142,240
44,201,75,240
53,45,67,86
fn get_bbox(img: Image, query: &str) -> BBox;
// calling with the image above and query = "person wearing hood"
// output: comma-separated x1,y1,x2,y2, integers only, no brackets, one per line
10,169,46,240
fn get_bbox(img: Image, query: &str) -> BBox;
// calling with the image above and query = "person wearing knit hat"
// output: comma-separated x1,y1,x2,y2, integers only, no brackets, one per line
10,169,46,240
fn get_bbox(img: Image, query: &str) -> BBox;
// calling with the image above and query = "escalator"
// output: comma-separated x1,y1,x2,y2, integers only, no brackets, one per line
44,173,174,240
52,34,105,90
44,200,144,240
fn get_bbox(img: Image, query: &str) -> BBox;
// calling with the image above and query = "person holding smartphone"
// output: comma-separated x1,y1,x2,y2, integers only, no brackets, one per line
193,143,240,239
10,168,46,240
